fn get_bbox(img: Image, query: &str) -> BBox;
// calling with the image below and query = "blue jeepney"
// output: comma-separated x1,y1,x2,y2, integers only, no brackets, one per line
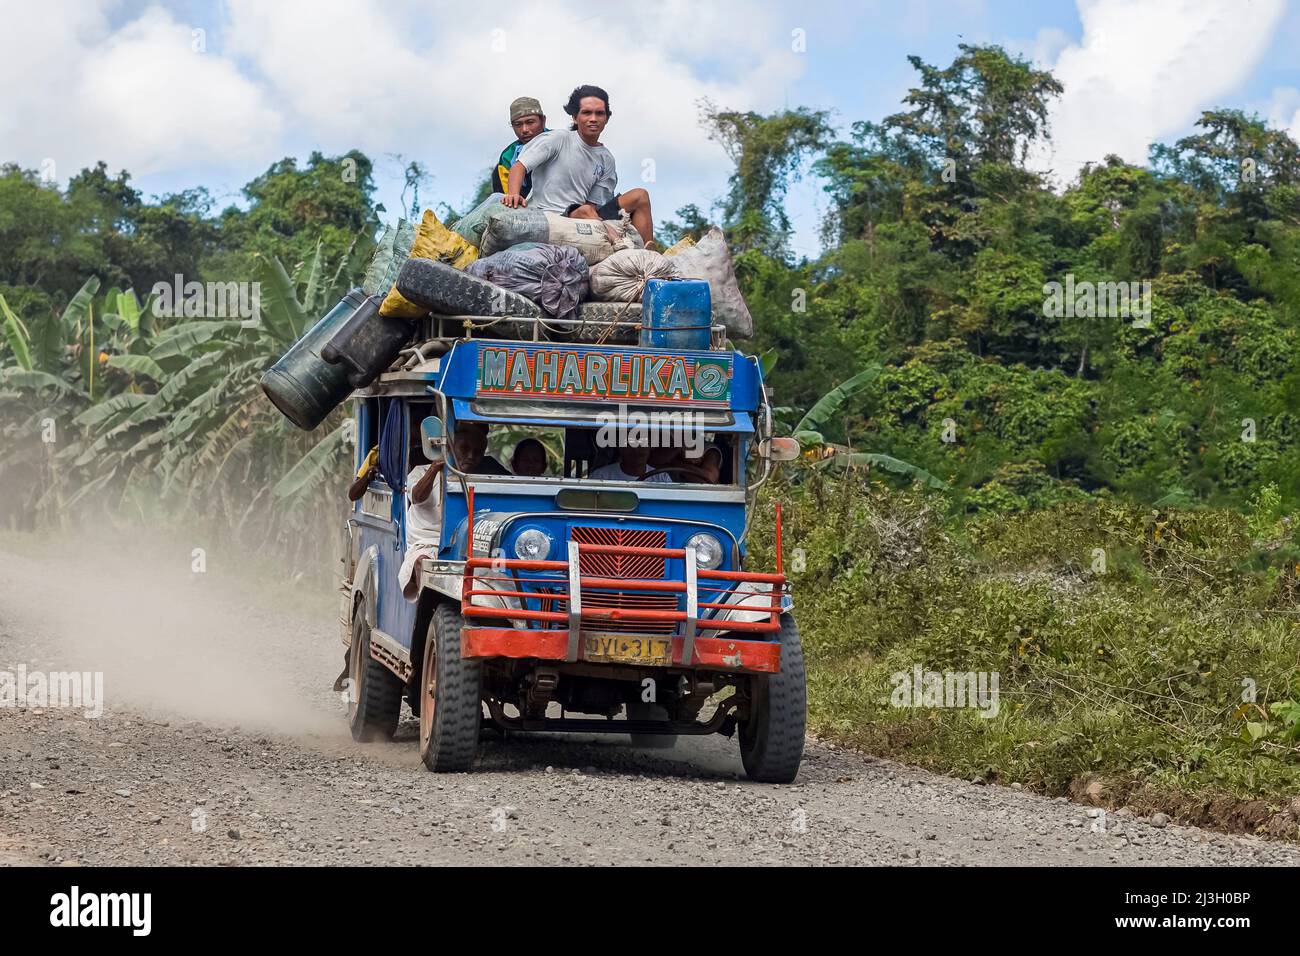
339,319,805,782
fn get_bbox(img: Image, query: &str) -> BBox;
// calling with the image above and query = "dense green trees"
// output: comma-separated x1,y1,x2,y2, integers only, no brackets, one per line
1,42,1297,537
722,46,1300,512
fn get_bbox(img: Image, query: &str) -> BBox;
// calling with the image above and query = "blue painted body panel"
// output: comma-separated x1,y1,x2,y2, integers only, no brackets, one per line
349,339,769,655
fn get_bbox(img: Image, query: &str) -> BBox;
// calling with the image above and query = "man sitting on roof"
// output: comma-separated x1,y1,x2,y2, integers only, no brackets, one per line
491,96,548,195
500,84,655,248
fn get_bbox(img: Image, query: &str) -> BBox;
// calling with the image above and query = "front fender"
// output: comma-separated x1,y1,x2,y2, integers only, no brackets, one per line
343,545,380,647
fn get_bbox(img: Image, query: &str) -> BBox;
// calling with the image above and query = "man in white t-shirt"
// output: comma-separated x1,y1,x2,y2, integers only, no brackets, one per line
397,423,508,600
398,459,445,600
501,84,656,247
590,445,672,483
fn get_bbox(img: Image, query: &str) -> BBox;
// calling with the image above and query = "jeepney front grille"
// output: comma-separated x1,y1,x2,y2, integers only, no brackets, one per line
570,527,667,578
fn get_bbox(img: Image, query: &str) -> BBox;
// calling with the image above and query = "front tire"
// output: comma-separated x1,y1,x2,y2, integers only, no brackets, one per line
418,604,483,772
347,605,403,742
739,613,806,783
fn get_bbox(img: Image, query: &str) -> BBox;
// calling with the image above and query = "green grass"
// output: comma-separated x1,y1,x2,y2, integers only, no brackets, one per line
751,473,1300,834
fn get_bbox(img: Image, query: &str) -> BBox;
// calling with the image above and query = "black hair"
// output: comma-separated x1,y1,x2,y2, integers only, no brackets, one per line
564,85,611,130
512,437,545,459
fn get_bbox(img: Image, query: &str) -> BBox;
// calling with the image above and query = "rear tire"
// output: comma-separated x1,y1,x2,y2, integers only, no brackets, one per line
627,700,677,750
739,613,806,783
418,604,483,772
347,606,403,743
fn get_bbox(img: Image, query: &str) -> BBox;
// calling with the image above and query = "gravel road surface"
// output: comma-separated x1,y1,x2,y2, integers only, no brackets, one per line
2,535,1297,866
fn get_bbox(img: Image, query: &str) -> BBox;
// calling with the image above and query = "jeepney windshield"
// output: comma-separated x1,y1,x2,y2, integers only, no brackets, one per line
467,422,739,485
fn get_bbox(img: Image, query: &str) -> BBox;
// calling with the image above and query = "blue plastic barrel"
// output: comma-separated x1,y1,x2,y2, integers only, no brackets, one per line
261,289,368,431
640,278,712,351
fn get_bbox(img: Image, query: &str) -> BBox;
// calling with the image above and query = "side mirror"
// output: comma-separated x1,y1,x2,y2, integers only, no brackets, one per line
765,436,800,462
420,417,446,462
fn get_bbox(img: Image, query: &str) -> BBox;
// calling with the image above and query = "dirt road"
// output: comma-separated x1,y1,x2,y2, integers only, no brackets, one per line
2,534,1297,866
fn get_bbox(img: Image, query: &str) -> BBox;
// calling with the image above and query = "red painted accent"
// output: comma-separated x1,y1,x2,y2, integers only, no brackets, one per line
572,527,667,578
775,501,783,574
460,542,790,646
461,628,781,673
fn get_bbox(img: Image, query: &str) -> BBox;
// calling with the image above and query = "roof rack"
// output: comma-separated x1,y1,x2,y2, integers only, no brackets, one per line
355,311,734,396
415,312,729,350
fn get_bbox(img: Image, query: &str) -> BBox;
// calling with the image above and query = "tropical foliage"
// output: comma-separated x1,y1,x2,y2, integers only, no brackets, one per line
1,42,1297,559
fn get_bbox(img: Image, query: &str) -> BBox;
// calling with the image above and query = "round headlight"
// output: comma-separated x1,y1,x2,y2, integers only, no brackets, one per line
685,532,724,570
513,528,553,561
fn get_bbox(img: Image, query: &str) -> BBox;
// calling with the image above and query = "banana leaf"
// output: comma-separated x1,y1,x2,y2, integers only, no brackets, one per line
149,322,242,362
295,240,324,313
107,354,166,381
1,294,32,370
73,393,152,427
28,311,65,373
255,255,308,344
0,367,82,395
816,451,947,489
272,423,350,499
795,364,882,437
62,276,101,334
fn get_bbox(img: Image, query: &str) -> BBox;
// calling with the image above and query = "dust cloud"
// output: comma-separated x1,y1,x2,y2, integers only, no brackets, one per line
0,522,347,736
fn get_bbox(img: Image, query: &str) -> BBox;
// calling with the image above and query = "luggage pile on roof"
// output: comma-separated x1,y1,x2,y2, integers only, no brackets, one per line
262,84,764,429
360,205,754,342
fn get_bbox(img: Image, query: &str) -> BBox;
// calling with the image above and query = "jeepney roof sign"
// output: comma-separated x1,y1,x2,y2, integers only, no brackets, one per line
476,342,733,408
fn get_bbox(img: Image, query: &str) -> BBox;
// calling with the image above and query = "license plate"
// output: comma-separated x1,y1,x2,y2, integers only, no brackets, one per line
583,634,673,665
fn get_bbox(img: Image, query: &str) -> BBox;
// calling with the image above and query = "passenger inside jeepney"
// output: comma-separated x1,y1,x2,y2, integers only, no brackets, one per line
452,421,511,476
398,421,514,600
398,453,444,601
649,444,683,471
687,443,724,484
510,438,548,477
589,442,672,482
347,445,380,501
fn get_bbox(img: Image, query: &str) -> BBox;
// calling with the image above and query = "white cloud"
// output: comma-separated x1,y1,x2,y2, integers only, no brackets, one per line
222,0,803,215
1264,86,1300,139
1,0,804,230
0,1,280,179
1028,0,1286,185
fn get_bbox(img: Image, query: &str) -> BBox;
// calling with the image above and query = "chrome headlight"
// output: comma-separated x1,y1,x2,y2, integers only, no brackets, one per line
513,528,553,561
685,532,724,570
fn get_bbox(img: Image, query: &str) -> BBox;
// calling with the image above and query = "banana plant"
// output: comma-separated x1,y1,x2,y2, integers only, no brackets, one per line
814,450,947,489
781,363,946,489
791,364,882,447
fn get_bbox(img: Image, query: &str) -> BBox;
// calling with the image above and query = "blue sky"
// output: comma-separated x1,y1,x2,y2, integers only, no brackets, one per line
3,0,1298,260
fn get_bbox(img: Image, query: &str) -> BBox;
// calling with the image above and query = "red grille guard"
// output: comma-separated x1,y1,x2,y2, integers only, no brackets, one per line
459,541,788,673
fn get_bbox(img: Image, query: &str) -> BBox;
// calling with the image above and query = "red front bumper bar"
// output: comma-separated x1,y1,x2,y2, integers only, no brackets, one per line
459,540,787,673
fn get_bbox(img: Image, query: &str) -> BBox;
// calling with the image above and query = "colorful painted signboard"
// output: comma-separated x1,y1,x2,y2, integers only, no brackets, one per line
477,343,733,407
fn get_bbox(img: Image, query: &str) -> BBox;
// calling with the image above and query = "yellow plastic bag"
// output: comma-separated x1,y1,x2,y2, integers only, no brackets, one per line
662,235,696,257
380,209,479,318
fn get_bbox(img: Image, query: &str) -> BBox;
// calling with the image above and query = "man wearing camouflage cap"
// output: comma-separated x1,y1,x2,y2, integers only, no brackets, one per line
491,96,548,195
